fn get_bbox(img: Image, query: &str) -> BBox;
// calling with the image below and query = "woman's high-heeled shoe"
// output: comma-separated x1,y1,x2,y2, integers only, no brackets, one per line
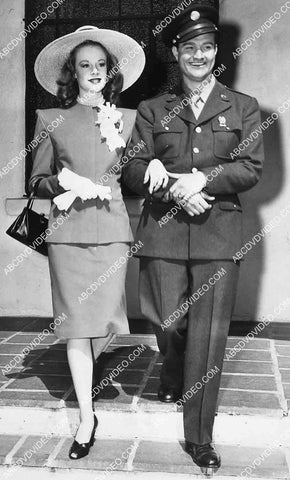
69,414,98,460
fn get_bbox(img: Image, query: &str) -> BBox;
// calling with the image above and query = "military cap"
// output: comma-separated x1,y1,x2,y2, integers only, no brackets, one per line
162,0,219,46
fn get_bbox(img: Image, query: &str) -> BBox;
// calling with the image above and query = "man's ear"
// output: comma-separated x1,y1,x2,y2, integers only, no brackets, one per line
172,45,178,61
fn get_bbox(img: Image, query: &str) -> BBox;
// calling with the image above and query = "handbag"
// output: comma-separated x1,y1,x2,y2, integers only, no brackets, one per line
6,181,48,256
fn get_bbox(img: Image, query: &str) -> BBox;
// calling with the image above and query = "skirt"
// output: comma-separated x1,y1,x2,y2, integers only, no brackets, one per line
47,243,130,339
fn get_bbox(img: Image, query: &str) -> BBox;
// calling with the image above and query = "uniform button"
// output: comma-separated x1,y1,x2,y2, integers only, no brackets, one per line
195,127,202,133
193,147,200,154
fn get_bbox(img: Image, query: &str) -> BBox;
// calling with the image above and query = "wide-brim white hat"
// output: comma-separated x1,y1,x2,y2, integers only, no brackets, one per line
34,25,146,96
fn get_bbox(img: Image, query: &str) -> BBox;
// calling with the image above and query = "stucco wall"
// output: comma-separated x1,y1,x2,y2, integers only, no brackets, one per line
220,0,290,321
0,0,52,316
0,0,290,322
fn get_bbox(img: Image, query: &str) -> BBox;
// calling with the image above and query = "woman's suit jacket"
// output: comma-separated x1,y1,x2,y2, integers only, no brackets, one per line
29,102,136,244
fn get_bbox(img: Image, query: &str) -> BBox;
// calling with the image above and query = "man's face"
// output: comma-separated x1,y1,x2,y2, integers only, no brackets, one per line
172,33,217,84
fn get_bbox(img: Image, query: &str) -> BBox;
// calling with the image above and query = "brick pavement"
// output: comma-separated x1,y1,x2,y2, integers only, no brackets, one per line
0,434,289,478
0,328,288,415
0,317,290,477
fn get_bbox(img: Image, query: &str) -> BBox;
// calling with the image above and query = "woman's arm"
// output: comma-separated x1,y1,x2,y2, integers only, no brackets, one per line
29,110,65,198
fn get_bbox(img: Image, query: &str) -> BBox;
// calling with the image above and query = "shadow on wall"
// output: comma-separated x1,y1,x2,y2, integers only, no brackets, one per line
218,23,284,321
217,23,241,87
236,112,284,321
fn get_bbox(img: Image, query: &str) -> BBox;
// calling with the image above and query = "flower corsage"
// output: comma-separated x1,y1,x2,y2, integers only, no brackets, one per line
95,102,126,152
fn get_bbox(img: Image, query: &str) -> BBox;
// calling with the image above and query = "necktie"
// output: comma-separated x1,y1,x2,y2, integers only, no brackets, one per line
194,96,204,109
191,96,204,119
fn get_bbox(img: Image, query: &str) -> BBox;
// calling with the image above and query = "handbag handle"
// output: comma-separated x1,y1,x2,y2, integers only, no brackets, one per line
26,178,43,210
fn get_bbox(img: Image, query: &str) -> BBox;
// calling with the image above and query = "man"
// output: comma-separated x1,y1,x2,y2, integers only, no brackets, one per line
123,0,264,473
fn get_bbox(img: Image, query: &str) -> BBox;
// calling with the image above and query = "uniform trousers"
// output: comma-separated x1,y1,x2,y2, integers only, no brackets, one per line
139,258,239,445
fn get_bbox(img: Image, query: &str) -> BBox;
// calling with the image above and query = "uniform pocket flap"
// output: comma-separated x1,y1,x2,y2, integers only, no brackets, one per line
154,127,184,134
153,130,183,158
219,201,242,211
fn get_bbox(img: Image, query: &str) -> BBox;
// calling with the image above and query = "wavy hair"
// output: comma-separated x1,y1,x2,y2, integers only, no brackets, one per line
56,40,123,108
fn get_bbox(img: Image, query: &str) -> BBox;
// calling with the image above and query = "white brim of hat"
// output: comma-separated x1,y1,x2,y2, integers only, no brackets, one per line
34,26,146,96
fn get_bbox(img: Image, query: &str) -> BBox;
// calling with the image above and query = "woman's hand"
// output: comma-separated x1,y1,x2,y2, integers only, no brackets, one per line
144,158,169,194
58,168,112,201
78,178,101,200
58,168,94,200
95,184,112,201
71,180,112,202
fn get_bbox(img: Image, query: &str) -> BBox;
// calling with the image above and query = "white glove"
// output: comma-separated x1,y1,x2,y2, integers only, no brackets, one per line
94,184,112,201
144,159,169,194
54,168,112,211
58,168,99,201
53,191,77,211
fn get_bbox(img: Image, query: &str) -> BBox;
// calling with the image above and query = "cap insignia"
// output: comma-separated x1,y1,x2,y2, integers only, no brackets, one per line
191,11,201,21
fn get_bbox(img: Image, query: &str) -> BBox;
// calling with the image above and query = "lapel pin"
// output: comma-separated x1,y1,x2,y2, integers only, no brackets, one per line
221,94,227,101
218,116,230,130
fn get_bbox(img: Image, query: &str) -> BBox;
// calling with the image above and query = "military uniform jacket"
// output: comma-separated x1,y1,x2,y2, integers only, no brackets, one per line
29,103,136,244
122,81,264,259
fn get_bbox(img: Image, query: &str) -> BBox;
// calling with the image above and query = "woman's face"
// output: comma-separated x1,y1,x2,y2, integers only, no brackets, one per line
74,45,107,97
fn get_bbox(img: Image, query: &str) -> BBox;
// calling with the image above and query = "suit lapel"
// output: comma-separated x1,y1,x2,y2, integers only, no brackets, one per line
164,84,197,126
196,82,231,125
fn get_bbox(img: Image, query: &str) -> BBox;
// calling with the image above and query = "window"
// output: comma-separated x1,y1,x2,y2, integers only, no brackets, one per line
25,0,180,191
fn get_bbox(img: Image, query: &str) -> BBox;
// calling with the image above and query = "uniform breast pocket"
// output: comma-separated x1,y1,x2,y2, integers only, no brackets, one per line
153,130,183,158
212,119,242,160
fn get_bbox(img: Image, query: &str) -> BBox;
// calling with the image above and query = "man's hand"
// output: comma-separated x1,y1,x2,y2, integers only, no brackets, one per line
181,192,215,217
169,172,207,201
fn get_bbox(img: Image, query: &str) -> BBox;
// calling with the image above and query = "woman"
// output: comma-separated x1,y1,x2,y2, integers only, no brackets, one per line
29,26,145,460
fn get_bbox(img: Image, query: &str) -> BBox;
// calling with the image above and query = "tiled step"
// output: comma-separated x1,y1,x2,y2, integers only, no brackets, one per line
0,467,283,480
1,406,290,448
0,435,289,479
1,333,289,447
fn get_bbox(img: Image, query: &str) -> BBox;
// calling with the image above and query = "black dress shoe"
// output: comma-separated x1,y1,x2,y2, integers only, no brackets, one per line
158,385,182,403
185,441,221,472
69,415,98,460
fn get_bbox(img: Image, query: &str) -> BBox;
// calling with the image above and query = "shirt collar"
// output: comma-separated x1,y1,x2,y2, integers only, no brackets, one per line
182,75,216,104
